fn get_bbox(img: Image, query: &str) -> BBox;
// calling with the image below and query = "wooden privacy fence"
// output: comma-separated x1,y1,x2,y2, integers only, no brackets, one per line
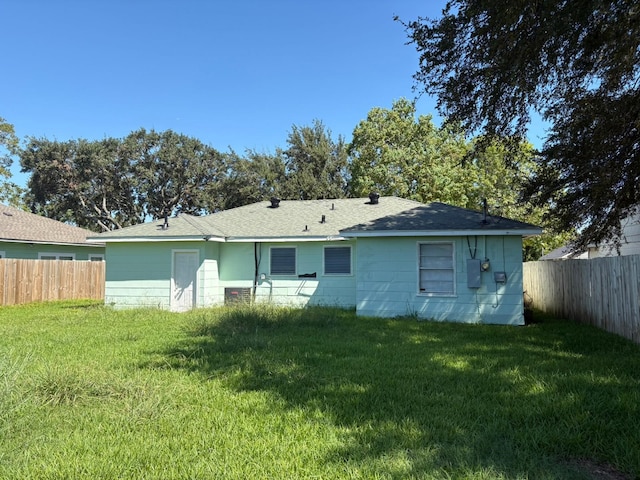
523,256,640,344
0,259,105,306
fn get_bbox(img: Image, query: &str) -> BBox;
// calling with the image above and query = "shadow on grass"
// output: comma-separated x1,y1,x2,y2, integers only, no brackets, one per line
145,306,640,479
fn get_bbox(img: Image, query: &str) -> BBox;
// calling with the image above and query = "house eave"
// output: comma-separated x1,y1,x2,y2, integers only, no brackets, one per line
340,229,543,238
87,236,224,243
225,235,347,243
1,238,105,247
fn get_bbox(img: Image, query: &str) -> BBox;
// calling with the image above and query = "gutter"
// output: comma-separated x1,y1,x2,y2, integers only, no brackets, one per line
1,238,105,247
340,229,543,238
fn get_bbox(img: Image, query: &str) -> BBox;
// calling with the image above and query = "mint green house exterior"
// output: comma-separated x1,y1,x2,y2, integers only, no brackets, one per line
0,204,104,261
89,197,541,324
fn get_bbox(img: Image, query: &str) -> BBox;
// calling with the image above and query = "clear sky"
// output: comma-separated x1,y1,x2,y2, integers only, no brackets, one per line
3,1,546,188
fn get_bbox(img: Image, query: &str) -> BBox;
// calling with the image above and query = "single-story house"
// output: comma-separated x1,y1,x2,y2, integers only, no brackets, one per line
88,196,541,324
0,204,105,261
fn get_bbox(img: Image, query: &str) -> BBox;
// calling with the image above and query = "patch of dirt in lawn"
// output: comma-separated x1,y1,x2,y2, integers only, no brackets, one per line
563,458,634,480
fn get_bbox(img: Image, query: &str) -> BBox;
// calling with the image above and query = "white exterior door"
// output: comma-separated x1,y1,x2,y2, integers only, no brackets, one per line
171,250,199,312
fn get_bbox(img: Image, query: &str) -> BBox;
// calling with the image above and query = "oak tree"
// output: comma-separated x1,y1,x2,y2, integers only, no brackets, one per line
348,98,470,206
123,128,225,220
280,120,349,200
0,116,23,205
400,0,640,249
20,137,143,230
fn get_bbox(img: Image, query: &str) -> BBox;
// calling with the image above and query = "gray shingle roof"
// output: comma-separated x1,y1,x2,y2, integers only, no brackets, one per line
87,213,224,241
0,204,102,246
340,202,541,235
90,197,541,242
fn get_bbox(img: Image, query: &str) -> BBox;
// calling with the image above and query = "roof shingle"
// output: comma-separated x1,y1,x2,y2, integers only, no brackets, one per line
0,204,101,245
90,197,541,242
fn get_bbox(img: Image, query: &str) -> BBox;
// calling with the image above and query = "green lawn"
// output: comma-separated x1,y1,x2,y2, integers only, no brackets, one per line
1,301,639,479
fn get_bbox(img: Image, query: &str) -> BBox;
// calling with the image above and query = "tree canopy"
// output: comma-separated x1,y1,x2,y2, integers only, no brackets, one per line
348,98,470,205
400,0,640,250
20,130,225,231
18,123,347,231
0,116,23,206
347,99,568,259
279,120,349,200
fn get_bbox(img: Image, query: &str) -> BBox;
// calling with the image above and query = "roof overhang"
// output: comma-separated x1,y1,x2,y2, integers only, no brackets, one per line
225,235,347,243
88,235,349,243
340,228,543,238
86,235,224,243
1,238,105,247
87,229,544,243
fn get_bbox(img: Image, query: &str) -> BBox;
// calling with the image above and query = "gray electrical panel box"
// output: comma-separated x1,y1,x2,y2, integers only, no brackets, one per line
494,271,507,283
467,259,481,288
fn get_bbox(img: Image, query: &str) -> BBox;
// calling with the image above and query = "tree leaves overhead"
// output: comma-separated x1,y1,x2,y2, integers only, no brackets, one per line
279,120,349,200
348,98,471,206
0,116,23,206
20,131,226,232
123,128,225,219
17,123,347,231
21,137,145,231
400,0,640,249
206,150,286,211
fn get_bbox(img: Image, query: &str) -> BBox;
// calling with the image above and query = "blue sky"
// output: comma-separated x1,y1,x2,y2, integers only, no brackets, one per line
3,1,546,188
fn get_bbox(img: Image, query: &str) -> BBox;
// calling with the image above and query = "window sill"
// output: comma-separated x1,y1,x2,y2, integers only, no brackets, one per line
417,291,457,298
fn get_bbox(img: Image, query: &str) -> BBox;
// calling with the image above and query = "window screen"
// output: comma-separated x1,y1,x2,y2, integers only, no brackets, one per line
270,247,296,275
324,246,351,275
419,243,455,295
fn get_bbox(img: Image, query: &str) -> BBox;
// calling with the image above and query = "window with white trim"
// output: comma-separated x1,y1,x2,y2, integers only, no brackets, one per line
0,251,5,259
89,254,104,262
324,246,351,275
38,253,76,261
418,242,455,295
270,247,296,275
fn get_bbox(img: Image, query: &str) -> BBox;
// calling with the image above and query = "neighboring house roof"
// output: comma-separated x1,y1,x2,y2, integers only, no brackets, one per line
0,204,103,246
539,245,588,260
89,197,542,243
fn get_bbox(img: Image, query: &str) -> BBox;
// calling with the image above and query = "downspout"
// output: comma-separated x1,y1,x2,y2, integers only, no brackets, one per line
253,242,260,302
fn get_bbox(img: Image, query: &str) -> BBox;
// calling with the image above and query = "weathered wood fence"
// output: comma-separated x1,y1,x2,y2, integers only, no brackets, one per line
0,259,105,306
523,256,640,343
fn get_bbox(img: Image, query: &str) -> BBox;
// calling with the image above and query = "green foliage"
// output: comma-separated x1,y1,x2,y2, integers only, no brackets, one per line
347,100,569,258
20,137,145,230
0,116,24,206
400,1,640,250
208,150,286,211
19,130,226,231
1,302,639,478
18,121,348,228
279,119,349,200
348,98,470,205
123,128,226,218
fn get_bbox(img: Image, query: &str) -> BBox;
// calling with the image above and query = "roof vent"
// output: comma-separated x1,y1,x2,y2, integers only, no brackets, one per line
368,192,380,205
481,198,489,225
269,197,281,208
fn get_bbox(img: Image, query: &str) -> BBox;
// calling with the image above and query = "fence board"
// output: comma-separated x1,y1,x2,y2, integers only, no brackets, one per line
524,256,640,344
0,259,105,306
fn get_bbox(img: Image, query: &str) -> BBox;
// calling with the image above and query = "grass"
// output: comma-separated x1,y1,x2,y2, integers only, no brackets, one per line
0,301,639,479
